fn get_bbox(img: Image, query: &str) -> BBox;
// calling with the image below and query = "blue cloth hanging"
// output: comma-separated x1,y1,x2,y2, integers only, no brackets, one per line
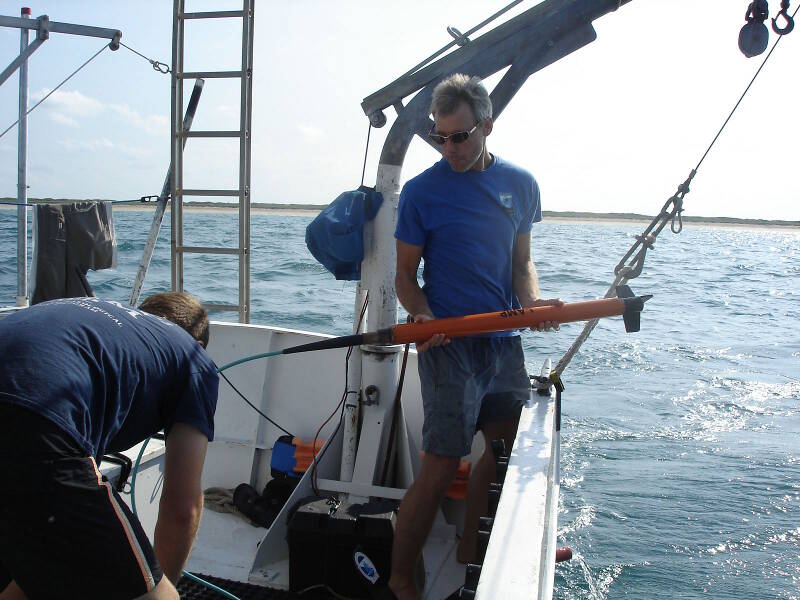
305,186,383,280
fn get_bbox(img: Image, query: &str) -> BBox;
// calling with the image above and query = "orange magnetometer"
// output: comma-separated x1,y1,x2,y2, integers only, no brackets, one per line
276,285,651,356
388,286,649,344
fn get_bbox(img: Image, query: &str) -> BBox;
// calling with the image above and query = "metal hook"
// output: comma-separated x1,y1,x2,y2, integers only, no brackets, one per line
151,60,170,74
772,1,795,34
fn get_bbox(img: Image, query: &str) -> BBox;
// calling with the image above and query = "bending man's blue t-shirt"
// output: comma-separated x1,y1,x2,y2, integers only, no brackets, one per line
0,298,219,458
395,155,541,325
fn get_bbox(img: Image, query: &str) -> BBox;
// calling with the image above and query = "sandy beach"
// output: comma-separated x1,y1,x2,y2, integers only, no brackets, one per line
540,215,799,231
2,202,797,230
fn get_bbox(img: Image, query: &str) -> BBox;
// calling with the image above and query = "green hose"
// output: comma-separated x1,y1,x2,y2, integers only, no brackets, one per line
216,349,282,373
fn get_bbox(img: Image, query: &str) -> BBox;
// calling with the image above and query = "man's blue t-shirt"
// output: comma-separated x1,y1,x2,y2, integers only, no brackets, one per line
395,155,541,327
0,298,219,458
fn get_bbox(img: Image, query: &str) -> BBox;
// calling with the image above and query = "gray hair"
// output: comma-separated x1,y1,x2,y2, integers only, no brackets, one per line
430,74,492,121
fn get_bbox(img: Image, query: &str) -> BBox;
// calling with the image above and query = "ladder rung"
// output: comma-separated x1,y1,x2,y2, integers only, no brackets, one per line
203,303,241,312
180,70,244,79
181,11,244,19
184,130,242,139
178,246,243,256
181,189,241,197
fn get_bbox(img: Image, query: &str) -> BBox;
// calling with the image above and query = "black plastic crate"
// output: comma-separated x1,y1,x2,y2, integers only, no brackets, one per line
288,496,397,597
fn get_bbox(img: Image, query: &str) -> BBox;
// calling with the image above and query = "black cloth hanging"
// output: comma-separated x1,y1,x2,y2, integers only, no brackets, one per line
31,202,116,304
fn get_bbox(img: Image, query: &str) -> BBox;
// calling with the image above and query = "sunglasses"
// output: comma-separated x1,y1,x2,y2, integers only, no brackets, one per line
428,122,479,145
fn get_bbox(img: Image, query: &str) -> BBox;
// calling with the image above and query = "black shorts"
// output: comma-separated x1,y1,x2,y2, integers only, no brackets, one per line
0,403,163,599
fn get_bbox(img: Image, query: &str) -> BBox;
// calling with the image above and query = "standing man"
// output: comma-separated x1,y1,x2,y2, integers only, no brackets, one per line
390,74,560,599
0,292,219,600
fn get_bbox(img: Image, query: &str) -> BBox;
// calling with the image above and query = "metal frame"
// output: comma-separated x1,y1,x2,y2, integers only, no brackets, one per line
0,13,121,86
170,0,254,323
0,10,122,307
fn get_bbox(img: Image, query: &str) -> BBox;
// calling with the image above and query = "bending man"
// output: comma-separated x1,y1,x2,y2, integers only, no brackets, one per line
0,292,219,600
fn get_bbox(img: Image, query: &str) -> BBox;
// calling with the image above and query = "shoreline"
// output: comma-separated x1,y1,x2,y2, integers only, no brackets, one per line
1,202,797,230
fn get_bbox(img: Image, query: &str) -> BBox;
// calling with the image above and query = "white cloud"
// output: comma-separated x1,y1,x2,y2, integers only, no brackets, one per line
298,124,324,142
56,138,114,152
31,89,103,118
216,104,239,118
119,146,153,160
49,113,79,127
109,104,169,136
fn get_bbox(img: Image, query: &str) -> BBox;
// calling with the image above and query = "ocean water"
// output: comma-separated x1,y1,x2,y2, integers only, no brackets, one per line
1,208,798,599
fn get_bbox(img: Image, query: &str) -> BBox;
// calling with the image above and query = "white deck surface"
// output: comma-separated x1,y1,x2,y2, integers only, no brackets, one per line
185,509,267,582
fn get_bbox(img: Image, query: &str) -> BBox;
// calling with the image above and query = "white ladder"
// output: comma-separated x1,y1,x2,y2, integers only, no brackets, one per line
170,0,254,323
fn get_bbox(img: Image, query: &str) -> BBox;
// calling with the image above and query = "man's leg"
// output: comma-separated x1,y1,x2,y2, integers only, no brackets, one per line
457,336,529,563
457,417,520,564
389,452,461,600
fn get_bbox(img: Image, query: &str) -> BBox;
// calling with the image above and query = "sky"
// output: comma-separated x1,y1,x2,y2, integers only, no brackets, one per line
0,0,798,221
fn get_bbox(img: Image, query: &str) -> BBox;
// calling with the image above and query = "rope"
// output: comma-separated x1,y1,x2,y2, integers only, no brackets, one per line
554,10,797,377
119,41,170,74
0,43,109,140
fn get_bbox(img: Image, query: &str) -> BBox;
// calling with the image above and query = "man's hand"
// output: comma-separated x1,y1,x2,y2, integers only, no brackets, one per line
526,298,563,332
411,313,450,352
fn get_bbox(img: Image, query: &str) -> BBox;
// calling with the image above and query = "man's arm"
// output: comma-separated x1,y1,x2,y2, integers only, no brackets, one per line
395,240,432,318
153,423,208,584
512,232,562,330
512,232,541,307
395,239,447,351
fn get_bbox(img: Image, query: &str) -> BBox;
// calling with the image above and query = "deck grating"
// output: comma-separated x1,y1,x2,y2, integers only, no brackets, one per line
177,573,330,599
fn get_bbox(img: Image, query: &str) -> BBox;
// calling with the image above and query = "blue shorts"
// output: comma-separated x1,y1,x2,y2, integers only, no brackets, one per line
418,335,530,457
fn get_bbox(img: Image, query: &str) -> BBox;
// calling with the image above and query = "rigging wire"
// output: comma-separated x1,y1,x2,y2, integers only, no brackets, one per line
554,10,799,377
0,43,109,140
396,0,526,80
359,122,372,188
695,2,799,172
0,38,168,140
0,197,163,208
119,41,170,74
